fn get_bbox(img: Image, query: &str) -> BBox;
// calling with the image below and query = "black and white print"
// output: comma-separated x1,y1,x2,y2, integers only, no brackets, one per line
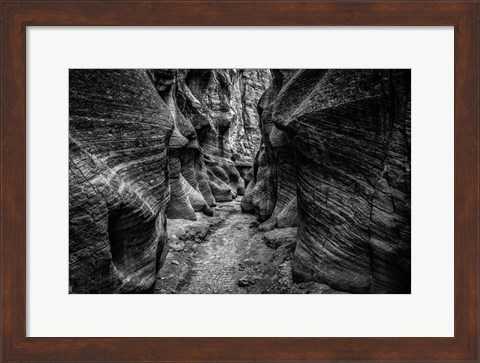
69,69,411,294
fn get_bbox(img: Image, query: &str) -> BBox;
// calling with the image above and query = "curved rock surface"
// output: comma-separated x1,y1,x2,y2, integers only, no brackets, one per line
153,69,271,219
69,69,272,293
69,69,173,293
242,69,299,229
70,68,410,294
245,69,411,293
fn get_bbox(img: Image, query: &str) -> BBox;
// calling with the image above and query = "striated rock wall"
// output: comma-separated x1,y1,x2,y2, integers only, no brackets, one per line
241,69,299,227
69,69,272,293
245,69,411,293
70,68,410,294
153,69,271,219
69,69,174,293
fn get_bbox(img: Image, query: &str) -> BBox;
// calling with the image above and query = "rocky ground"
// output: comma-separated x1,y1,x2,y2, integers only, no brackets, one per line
155,197,341,294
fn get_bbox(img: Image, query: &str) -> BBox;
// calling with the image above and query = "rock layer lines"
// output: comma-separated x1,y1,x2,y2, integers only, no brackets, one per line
69,69,411,294
69,69,271,293
244,69,411,293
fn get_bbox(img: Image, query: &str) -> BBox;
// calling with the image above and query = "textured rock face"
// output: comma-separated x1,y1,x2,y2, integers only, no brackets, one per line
180,70,271,163
152,69,271,219
69,69,272,293
241,69,299,228
69,69,173,293
70,68,410,294
245,69,411,293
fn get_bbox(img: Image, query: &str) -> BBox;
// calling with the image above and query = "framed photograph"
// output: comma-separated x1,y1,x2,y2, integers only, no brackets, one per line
1,1,478,362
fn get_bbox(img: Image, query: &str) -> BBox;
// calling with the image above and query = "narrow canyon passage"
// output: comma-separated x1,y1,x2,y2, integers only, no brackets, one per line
69,69,411,294
155,197,339,294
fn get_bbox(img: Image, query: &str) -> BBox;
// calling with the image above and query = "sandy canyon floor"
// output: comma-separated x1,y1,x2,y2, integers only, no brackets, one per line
155,197,341,294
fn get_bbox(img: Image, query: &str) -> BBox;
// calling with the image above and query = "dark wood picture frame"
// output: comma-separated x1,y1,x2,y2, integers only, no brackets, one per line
1,1,478,361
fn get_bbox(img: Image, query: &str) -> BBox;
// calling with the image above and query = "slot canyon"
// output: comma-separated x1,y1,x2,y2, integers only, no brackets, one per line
69,68,411,294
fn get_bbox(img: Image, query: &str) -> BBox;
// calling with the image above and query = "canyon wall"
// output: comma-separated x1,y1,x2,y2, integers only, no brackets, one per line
241,70,299,227
70,68,410,294
69,69,271,293
69,69,173,293
151,69,272,219
244,69,411,293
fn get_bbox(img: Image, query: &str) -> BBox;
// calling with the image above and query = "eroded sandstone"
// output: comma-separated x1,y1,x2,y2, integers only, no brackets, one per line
70,68,410,294
69,69,173,293
245,69,411,293
69,69,272,293
153,69,272,219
